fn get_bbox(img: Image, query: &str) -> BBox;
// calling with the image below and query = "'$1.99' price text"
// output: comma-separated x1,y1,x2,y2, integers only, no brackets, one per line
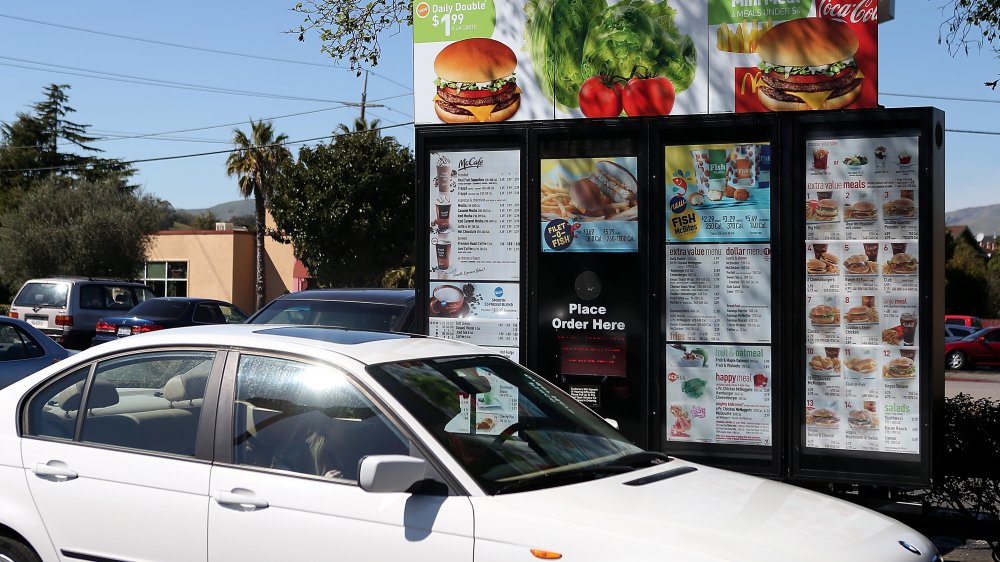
432,13,464,35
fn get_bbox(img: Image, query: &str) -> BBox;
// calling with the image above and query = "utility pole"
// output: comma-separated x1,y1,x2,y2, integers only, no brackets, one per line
360,70,368,123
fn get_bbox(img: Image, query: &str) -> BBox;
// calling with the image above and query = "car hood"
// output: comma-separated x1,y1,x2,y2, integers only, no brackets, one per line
471,460,936,561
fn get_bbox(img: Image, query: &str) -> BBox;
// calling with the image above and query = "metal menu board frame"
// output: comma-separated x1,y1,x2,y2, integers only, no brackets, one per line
786,108,945,487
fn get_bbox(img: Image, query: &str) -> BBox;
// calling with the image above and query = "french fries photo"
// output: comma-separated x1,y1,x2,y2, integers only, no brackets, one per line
716,19,774,53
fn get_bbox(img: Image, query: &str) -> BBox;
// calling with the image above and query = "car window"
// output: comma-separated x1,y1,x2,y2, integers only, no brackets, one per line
77,351,216,456
79,284,156,311
368,356,643,495
963,328,992,341
231,354,409,481
129,299,190,318
25,367,91,440
251,300,405,332
0,323,45,361
986,330,1000,343
219,304,248,323
13,282,69,308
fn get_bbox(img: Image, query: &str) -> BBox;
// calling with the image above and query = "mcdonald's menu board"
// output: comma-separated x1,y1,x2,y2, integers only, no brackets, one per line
428,150,521,357
663,139,774,447
803,135,921,455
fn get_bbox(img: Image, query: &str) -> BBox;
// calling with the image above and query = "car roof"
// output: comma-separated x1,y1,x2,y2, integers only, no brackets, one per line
270,288,416,305
20,277,149,285
74,324,489,366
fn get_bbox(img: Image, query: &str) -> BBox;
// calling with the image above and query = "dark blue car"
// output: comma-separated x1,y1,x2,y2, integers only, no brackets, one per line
92,297,248,345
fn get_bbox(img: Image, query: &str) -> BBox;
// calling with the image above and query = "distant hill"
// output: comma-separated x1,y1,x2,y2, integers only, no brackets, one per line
180,199,254,221
946,204,1000,238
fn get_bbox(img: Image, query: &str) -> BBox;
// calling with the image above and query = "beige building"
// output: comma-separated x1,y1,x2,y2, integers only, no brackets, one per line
143,213,308,313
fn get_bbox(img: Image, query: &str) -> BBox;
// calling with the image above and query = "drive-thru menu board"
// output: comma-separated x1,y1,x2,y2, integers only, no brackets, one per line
663,142,773,446
429,150,521,360
803,136,921,455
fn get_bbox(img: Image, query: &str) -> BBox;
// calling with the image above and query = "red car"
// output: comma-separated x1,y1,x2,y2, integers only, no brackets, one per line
945,327,1000,370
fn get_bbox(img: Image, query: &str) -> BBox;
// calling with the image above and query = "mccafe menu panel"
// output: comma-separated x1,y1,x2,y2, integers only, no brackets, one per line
663,141,774,447
428,150,521,358
803,136,921,456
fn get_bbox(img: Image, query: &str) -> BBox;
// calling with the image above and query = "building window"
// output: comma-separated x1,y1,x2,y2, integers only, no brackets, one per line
142,261,188,297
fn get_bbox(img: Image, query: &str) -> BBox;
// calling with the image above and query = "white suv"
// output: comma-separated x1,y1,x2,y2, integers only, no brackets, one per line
9,277,156,350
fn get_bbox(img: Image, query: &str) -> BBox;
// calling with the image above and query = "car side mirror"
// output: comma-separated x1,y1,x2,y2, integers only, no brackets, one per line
978,336,988,343
605,418,620,430
358,455,427,493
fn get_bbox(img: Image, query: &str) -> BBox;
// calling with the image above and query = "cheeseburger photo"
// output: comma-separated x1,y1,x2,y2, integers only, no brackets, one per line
433,38,521,123
815,198,839,221
883,357,916,379
756,18,863,111
847,200,877,220
810,304,839,325
887,252,919,275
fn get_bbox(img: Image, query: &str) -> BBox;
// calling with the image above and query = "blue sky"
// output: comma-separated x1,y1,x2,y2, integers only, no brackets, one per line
1,1,998,213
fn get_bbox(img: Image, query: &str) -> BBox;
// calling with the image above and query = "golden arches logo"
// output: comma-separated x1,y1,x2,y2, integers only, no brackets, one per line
739,70,766,96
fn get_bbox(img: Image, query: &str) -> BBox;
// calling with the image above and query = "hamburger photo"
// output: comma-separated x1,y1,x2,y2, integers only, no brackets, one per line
815,198,839,221
433,38,521,123
844,254,872,274
848,409,879,430
883,198,915,217
807,258,829,275
569,160,638,216
883,357,916,379
810,304,839,325
845,306,873,324
887,252,919,275
847,200,877,220
807,407,839,428
756,18,863,111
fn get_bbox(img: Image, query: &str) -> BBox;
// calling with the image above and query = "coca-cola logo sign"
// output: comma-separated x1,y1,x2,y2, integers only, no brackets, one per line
817,0,877,23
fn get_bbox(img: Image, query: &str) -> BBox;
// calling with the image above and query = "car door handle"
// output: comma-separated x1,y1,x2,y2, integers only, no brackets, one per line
213,489,269,511
33,461,78,481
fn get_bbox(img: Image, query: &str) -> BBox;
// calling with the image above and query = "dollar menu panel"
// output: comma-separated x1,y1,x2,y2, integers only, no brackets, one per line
415,107,943,485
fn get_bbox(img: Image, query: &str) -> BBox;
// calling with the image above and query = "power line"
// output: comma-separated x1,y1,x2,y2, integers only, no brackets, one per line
0,12,412,92
0,56,413,105
2,94,414,150
1,122,415,174
882,92,1000,105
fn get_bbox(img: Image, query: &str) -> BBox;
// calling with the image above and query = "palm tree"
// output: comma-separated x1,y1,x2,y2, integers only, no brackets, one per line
335,116,381,135
225,120,292,311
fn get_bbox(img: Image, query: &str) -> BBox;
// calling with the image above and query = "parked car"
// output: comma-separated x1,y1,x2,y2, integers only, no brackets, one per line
944,324,977,343
247,288,416,332
9,277,156,350
0,325,939,561
91,297,248,346
945,327,1000,370
0,316,72,389
945,314,982,328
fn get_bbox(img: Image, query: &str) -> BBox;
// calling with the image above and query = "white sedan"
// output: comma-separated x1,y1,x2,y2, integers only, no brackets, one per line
0,325,940,561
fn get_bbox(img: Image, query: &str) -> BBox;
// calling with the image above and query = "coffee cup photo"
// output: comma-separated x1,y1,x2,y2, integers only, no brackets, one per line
430,284,466,317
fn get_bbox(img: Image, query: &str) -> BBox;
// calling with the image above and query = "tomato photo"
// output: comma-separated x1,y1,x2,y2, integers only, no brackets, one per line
622,76,675,117
578,76,623,118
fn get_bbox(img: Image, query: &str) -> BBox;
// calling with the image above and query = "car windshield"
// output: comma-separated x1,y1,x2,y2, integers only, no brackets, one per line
367,355,652,495
13,283,68,308
962,328,993,341
251,299,405,332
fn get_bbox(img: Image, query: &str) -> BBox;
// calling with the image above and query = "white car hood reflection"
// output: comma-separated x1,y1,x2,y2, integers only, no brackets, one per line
471,460,936,562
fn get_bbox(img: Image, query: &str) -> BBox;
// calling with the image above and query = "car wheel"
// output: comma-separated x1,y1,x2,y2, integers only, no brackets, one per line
0,535,41,562
946,351,968,370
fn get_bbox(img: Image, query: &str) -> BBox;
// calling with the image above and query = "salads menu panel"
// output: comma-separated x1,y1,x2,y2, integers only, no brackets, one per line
803,135,921,456
429,150,521,357
664,141,773,446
